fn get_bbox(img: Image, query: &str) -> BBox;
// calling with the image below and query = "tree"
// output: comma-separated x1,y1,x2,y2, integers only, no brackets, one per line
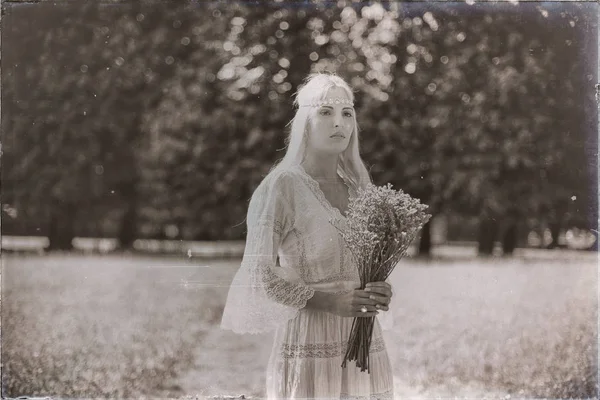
3,0,595,253
3,2,103,250
3,1,203,248
140,1,379,240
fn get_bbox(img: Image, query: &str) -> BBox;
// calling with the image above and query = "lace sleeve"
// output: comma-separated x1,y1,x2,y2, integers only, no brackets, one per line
220,172,316,334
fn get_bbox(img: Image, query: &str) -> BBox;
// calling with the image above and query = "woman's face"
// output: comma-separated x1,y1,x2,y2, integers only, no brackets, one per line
306,86,355,156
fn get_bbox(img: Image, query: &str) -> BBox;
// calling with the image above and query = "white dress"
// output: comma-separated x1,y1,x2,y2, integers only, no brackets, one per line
220,164,394,400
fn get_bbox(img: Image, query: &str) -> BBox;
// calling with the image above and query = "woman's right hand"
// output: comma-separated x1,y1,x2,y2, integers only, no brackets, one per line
330,289,381,317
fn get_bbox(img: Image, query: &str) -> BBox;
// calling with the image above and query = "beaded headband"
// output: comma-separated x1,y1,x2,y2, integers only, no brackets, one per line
298,97,354,108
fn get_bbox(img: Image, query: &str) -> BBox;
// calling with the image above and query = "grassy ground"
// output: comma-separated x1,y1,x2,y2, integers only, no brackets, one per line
2,248,597,399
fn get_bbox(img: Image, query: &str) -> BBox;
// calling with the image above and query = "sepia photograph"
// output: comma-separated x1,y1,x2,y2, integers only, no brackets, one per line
1,0,598,399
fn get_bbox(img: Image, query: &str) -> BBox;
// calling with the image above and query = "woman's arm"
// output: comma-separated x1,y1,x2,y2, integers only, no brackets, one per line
221,174,315,333
304,291,336,313
304,289,381,317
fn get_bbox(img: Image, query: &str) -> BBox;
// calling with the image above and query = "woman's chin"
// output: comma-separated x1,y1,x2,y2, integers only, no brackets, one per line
327,142,350,154
322,148,347,157
310,142,350,157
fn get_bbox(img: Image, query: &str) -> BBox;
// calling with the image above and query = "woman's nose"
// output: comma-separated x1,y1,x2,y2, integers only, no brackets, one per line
334,114,342,127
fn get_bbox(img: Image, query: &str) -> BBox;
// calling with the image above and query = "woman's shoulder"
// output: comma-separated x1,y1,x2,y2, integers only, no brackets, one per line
247,166,304,210
258,165,304,193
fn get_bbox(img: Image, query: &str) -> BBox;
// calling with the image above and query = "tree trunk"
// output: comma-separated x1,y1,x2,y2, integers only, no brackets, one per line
46,201,75,251
587,231,598,251
417,220,432,257
478,217,498,256
547,221,561,249
117,182,138,249
502,221,518,255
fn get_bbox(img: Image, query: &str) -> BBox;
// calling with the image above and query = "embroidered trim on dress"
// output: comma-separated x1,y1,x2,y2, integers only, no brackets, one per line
338,231,346,273
291,228,310,281
340,389,394,400
294,165,350,220
280,336,386,359
315,272,358,284
254,213,287,236
258,264,316,309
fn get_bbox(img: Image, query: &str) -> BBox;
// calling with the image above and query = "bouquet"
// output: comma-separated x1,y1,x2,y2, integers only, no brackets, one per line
333,183,431,373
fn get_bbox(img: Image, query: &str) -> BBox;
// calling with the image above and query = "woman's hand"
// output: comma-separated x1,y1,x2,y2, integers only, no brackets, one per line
330,289,381,318
365,281,393,311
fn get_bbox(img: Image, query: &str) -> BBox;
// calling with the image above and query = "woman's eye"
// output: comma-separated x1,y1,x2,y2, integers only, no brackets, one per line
344,112,353,117
320,109,331,115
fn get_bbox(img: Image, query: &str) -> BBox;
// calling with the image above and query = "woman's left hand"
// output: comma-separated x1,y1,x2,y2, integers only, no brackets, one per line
365,281,393,311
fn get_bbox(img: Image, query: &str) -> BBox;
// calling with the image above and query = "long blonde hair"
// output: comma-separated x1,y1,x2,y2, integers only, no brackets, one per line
268,72,372,191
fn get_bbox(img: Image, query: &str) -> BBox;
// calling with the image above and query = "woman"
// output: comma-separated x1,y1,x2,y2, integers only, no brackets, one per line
221,73,395,399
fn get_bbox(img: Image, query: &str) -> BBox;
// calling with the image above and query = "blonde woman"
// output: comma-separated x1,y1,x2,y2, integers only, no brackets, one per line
221,73,395,399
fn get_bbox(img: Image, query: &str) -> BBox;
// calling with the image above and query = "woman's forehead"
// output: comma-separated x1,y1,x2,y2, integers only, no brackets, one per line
323,86,350,100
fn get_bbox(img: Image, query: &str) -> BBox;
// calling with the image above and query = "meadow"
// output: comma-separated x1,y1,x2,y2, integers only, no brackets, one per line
2,247,597,399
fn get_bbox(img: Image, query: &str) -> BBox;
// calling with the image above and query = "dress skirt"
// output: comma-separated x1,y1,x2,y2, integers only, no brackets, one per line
266,307,394,400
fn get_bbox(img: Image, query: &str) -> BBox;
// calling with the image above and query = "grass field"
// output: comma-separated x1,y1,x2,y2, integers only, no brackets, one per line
2,248,597,399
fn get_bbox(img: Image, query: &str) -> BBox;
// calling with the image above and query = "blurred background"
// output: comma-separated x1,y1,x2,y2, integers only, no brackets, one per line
1,0,598,399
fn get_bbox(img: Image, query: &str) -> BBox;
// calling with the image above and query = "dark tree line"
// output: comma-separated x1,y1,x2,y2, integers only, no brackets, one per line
2,1,597,255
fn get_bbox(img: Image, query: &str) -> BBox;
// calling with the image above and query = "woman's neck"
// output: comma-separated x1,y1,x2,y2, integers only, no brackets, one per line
301,153,338,182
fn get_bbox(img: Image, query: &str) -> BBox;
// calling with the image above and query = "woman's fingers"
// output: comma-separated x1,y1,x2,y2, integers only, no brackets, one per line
368,293,390,305
364,288,392,301
354,290,374,298
352,293,379,306
358,312,379,317
366,282,392,291
354,304,379,316
355,304,378,312
366,281,391,290
365,282,393,298
353,290,389,306
355,288,390,298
